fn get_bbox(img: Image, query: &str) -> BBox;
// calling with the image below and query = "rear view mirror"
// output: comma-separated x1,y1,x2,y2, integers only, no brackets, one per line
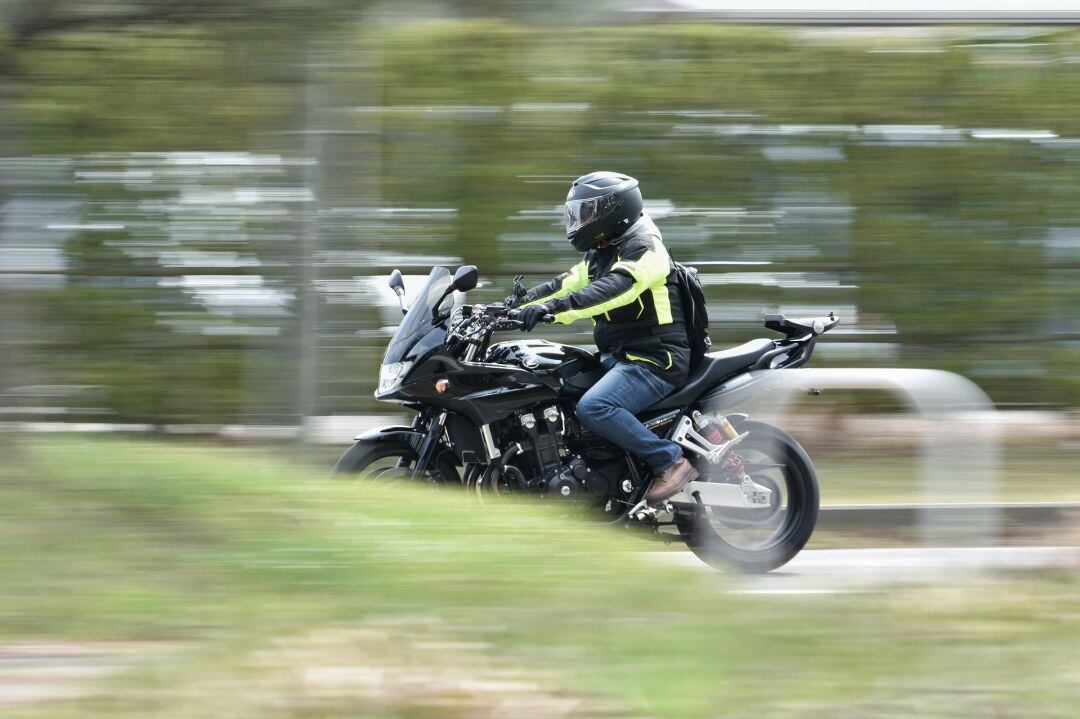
388,269,405,294
388,269,407,315
452,265,478,293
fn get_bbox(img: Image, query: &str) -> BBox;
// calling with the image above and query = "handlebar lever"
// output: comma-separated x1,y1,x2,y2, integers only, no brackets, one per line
511,275,527,298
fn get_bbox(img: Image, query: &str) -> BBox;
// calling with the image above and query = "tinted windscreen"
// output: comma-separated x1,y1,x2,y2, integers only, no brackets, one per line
382,266,453,364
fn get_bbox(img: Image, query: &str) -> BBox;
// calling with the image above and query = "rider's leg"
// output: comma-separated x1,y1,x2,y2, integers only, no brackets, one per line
576,357,682,474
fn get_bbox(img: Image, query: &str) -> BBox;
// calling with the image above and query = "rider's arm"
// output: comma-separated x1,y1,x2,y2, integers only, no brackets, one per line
545,237,669,325
520,259,589,307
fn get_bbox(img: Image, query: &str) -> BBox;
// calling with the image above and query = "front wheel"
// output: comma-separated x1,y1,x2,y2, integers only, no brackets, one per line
332,439,459,485
674,420,819,573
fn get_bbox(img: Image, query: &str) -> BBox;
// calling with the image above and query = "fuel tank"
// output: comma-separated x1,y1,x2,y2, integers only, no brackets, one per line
486,339,603,397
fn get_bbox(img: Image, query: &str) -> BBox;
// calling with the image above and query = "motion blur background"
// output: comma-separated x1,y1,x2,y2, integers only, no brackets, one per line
1,3,1079,717
3,0,1080,433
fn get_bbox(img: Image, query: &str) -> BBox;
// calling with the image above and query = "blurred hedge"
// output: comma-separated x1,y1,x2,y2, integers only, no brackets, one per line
3,20,1080,421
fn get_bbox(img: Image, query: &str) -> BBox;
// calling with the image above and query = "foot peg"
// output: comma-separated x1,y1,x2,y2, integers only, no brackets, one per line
625,498,672,523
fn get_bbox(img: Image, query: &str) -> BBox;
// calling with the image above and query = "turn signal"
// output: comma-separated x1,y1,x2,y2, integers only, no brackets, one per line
435,378,450,394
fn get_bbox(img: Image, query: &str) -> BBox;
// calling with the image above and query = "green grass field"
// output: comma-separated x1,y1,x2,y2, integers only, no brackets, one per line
1,437,1077,717
302,439,1080,506
813,448,1080,505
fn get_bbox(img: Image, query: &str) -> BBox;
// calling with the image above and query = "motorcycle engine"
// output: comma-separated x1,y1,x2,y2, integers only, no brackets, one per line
544,456,587,498
505,404,627,502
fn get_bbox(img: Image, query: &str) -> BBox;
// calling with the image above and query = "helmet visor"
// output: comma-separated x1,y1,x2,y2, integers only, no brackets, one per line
565,192,615,234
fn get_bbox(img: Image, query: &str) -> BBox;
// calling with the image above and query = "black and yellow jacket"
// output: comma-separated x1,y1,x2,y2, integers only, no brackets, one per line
522,215,690,385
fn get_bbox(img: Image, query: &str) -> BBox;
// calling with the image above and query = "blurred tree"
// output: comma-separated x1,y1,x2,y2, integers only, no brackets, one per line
2,18,1079,423
1,0,365,46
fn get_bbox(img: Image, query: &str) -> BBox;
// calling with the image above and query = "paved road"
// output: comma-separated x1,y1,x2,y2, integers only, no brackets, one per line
656,546,1080,594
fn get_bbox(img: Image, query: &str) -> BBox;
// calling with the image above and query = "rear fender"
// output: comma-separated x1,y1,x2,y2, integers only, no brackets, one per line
725,412,749,427
698,371,771,412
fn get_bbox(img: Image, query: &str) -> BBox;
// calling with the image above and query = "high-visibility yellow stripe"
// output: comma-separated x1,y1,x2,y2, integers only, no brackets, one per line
552,283,642,324
563,259,589,292
611,236,673,324
523,260,589,308
543,237,675,327
611,237,669,287
626,351,673,370
651,284,673,324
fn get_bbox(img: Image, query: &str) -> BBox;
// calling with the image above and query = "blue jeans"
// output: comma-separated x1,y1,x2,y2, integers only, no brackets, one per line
576,356,682,474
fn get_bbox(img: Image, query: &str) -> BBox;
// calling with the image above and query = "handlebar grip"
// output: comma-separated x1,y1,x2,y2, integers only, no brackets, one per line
506,309,555,326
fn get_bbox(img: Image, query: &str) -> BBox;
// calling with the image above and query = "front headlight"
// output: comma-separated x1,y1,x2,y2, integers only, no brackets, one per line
377,360,414,395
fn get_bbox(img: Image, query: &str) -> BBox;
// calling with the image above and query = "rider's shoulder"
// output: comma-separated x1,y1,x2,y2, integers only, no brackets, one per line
619,227,663,257
628,215,663,242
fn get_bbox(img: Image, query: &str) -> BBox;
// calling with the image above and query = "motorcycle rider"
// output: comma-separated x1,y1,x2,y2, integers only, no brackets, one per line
511,171,696,503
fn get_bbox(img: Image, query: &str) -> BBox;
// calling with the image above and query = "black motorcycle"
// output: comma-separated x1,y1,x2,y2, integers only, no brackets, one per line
334,265,838,573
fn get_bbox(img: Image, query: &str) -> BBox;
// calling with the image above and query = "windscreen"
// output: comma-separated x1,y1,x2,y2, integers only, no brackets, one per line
382,266,453,364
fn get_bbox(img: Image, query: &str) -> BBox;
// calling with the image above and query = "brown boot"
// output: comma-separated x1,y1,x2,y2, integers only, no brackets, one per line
645,457,697,504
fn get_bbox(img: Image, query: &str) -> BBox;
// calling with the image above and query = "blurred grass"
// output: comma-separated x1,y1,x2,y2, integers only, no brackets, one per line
299,441,1080,505
1,437,1078,717
814,448,1080,504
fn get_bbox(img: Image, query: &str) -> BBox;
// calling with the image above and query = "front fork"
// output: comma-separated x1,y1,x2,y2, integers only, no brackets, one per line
405,409,449,480
404,342,479,480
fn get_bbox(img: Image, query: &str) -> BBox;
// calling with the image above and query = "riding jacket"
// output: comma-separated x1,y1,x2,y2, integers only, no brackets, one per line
522,215,690,385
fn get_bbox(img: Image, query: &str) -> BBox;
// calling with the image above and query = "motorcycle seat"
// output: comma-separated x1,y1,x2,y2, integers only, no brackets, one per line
645,338,775,412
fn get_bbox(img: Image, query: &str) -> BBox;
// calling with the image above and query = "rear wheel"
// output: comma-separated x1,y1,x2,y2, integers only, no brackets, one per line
674,420,819,573
332,440,459,485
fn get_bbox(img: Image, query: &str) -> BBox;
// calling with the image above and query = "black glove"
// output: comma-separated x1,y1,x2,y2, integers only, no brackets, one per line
517,304,549,331
503,294,523,309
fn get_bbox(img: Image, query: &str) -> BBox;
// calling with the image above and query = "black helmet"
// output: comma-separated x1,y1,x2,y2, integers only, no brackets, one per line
564,171,643,252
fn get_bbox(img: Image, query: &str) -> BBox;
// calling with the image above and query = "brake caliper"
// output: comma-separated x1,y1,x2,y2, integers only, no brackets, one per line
723,451,745,480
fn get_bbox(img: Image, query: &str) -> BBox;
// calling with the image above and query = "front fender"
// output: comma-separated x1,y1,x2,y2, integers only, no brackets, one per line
354,425,423,451
337,423,461,482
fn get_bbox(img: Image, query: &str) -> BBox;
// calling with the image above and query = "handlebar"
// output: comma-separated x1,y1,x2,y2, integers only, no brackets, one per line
448,299,556,360
507,308,555,325
451,304,553,341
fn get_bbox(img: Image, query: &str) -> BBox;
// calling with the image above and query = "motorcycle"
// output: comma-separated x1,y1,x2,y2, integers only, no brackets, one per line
334,264,838,573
